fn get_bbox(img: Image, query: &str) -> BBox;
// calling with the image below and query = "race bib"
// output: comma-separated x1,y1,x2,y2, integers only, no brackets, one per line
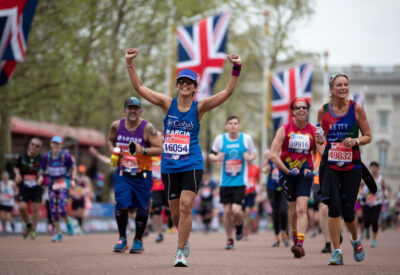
71,186,85,199
152,161,161,180
0,193,12,201
328,143,353,166
366,194,377,205
225,159,242,176
288,134,310,154
52,179,67,191
121,154,139,173
163,133,190,160
23,174,38,188
201,186,211,198
272,167,280,182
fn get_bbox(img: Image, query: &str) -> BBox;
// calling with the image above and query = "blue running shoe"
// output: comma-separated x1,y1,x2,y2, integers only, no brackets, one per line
52,233,63,242
113,237,128,253
351,238,366,262
183,241,190,257
371,239,377,247
130,239,144,254
328,250,343,265
155,234,163,243
174,250,188,267
67,219,74,236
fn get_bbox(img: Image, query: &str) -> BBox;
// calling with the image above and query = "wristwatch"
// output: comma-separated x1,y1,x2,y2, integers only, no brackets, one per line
143,148,149,155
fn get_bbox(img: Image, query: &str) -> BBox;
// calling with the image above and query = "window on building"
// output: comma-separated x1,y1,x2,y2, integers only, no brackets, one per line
379,111,388,130
378,147,387,168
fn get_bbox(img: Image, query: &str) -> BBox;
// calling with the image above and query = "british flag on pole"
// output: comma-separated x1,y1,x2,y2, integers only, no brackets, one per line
0,0,38,86
176,11,230,100
270,62,313,130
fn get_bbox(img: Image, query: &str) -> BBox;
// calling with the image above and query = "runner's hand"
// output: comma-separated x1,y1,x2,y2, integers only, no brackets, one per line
287,168,299,177
304,169,314,179
342,137,356,147
227,54,242,65
37,176,43,186
125,48,139,64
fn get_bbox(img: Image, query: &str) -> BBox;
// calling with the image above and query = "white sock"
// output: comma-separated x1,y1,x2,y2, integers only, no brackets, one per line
352,235,360,242
334,249,342,253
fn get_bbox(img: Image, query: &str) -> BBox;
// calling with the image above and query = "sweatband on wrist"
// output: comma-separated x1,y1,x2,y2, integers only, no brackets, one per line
231,69,241,77
126,63,134,68
233,64,242,71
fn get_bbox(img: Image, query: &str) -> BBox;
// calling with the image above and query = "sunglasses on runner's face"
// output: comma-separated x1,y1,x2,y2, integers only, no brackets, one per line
30,143,41,148
177,78,195,85
294,106,308,110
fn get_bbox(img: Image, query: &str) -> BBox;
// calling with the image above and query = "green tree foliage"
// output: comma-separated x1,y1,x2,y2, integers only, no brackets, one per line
0,0,315,172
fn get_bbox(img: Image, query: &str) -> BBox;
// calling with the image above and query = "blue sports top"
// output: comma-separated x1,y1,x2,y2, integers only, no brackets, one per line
220,133,247,187
161,98,203,173
266,160,280,190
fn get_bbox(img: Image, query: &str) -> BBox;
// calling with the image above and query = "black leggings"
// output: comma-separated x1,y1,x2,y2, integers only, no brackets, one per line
267,189,288,236
325,168,361,223
362,204,381,233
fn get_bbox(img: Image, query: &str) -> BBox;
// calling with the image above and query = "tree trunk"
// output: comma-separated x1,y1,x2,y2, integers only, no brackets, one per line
0,87,12,171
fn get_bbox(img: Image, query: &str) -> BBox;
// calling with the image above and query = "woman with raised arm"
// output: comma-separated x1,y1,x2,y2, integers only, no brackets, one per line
125,48,242,267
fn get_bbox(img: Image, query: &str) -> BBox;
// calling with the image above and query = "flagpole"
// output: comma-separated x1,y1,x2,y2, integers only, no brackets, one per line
261,10,271,166
166,0,176,97
322,51,329,103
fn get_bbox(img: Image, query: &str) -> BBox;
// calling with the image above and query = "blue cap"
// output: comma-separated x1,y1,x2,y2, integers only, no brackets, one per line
124,97,141,108
51,136,63,144
176,69,197,82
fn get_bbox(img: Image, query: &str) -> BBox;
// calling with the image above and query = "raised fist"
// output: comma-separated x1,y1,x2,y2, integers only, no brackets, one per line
125,48,139,64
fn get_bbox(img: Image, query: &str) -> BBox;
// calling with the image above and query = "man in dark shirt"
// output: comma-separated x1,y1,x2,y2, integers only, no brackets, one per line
14,137,43,239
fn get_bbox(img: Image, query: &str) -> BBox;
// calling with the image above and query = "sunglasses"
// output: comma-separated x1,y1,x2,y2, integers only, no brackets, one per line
294,106,308,110
30,143,41,148
177,78,195,85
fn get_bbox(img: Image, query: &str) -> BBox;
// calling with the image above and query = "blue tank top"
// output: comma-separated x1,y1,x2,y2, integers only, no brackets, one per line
161,98,203,173
220,133,247,187
266,160,280,190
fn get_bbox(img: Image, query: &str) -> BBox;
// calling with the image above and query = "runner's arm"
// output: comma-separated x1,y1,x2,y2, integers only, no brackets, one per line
125,48,171,114
269,126,291,175
197,54,242,120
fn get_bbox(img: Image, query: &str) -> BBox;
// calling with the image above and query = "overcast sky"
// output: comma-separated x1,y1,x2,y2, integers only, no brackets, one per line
290,0,400,67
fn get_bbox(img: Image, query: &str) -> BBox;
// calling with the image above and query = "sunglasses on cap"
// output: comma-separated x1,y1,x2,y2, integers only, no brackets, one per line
177,78,195,85
294,106,308,110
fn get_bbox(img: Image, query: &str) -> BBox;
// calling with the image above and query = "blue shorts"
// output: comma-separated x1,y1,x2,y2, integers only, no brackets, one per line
113,171,153,211
243,193,256,209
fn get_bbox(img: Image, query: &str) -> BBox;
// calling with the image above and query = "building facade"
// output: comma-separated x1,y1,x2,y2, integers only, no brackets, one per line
314,65,400,192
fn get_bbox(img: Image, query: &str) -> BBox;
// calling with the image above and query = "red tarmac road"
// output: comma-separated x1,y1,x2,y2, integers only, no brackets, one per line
1,229,399,274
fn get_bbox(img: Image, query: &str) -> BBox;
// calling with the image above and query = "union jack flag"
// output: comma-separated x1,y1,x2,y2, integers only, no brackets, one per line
351,91,365,105
270,62,313,130
0,0,38,86
176,11,230,100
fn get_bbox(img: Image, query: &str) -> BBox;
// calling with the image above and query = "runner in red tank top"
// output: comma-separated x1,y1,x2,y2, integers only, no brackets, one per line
270,98,324,259
317,73,372,265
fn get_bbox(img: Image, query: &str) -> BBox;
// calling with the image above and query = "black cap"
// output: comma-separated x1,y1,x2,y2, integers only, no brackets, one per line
124,97,141,108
